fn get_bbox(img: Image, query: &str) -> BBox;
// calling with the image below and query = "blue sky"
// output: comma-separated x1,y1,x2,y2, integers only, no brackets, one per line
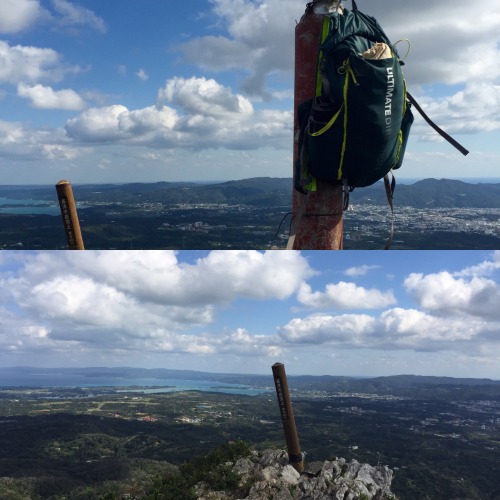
1,250,499,379
1,0,499,184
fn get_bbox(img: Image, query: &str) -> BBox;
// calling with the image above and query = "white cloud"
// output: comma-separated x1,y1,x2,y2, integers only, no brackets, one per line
279,313,376,345
0,251,313,356
17,82,85,110
1,251,500,370
135,69,149,81
404,271,500,319
344,265,381,277
0,120,25,146
411,83,500,136
453,251,500,278
0,40,81,84
0,119,80,161
379,0,500,88
65,104,178,143
297,282,396,310
213,327,284,357
368,1,500,136
14,250,313,305
0,0,44,34
278,307,496,352
377,308,479,345
51,0,107,33
65,76,292,150
0,0,106,35
41,143,80,160
179,0,303,99
276,255,500,354
190,250,314,301
157,76,253,118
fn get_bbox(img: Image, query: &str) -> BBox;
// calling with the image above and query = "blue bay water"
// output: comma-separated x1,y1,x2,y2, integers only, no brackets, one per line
0,197,60,215
0,372,269,396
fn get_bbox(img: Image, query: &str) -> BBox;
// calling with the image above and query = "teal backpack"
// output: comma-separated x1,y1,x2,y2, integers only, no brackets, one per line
295,1,469,213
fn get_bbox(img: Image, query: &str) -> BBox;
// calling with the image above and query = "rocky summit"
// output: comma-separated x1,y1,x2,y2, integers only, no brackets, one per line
195,448,397,500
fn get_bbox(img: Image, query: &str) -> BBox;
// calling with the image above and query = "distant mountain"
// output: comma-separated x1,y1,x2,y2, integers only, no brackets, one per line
364,374,500,388
0,177,292,207
143,177,291,206
352,178,500,208
1,178,500,208
2,367,499,390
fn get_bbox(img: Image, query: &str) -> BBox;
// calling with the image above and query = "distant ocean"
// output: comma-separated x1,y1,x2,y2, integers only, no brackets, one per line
0,372,269,396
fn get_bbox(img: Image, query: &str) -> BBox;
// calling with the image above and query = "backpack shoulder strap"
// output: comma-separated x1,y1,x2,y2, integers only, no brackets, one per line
406,92,469,156
383,173,395,250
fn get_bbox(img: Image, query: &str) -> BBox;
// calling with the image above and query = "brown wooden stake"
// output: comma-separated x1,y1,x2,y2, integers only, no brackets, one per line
272,362,304,472
55,180,84,250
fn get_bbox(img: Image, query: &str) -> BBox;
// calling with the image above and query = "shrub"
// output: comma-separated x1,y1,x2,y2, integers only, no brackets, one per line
144,440,252,500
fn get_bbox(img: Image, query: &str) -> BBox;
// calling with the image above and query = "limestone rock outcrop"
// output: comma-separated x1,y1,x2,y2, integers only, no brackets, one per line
196,448,397,499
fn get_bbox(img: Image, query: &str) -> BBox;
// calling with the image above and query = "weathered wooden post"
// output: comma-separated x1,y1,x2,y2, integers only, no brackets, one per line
55,180,85,250
288,0,344,250
272,362,304,472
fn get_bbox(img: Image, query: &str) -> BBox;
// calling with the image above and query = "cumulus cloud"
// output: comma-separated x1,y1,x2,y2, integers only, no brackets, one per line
297,282,396,310
17,82,85,110
0,0,45,34
453,251,500,278
0,120,25,147
0,119,80,161
278,252,500,354
1,251,500,370
278,313,376,345
377,0,500,88
158,76,253,118
410,83,500,136
404,271,500,319
179,0,303,99
0,251,312,357
214,328,284,357
278,307,494,352
8,250,313,306
66,104,144,142
0,40,81,84
65,104,180,143
372,0,500,135
65,76,292,149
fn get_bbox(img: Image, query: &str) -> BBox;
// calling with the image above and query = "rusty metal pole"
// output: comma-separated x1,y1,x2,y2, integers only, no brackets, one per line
288,1,343,250
272,362,304,472
55,180,84,250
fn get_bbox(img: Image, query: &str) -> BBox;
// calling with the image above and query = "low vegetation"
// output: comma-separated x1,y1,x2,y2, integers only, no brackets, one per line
0,379,499,499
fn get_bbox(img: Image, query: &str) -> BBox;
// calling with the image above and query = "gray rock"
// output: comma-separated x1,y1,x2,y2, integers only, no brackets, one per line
281,464,301,486
197,448,397,500
303,461,324,477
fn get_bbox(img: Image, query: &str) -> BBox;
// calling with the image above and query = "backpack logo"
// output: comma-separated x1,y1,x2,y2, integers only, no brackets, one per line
385,67,394,122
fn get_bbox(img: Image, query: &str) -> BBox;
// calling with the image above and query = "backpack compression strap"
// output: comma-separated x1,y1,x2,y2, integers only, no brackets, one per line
406,92,469,156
